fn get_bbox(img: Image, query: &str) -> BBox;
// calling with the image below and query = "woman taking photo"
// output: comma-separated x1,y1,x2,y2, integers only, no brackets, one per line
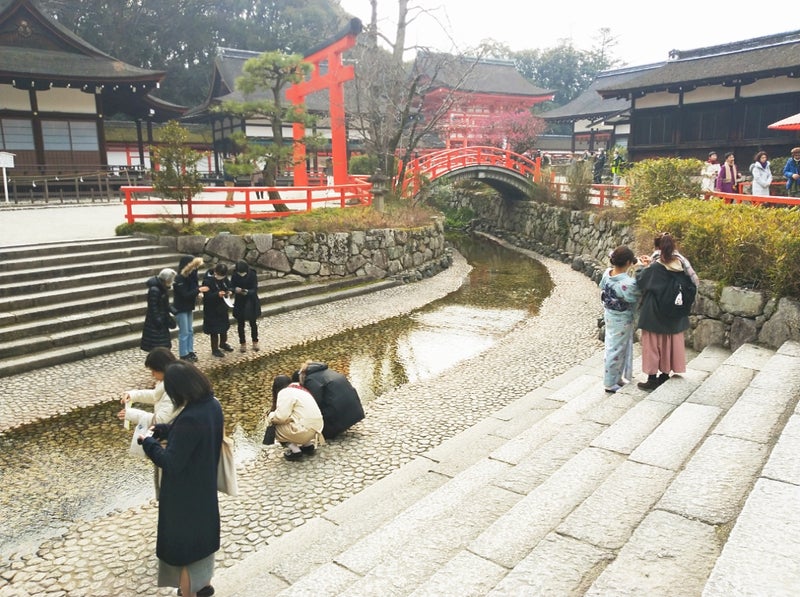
140,361,223,597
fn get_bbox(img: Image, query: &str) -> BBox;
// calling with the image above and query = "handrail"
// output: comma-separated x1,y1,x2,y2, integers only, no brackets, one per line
121,179,373,224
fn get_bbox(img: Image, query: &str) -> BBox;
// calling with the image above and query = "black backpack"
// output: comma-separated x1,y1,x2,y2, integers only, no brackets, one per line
656,271,697,318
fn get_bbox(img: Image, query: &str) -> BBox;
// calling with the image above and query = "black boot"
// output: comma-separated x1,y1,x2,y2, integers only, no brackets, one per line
637,374,660,390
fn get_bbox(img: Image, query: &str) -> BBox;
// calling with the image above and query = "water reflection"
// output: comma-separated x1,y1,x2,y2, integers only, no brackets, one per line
0,233,553,558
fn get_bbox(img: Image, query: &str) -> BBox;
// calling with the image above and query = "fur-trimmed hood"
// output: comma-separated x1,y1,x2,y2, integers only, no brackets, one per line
179,256,204,277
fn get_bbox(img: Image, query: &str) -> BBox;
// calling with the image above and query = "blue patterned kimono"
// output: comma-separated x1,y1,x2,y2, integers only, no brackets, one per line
600,268,642,389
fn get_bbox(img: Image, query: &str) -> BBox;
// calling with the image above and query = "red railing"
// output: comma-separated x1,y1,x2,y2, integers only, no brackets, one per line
122,179,373,224
702,190,800,207
401,146,540,195
547,182,631,207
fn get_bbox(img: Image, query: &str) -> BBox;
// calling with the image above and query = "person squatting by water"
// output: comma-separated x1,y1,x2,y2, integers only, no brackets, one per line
599,246,644,393
266,374,324,461
173,256,207,362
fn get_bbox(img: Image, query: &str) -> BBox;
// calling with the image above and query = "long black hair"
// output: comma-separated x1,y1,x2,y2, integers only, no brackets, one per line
163,361,214,407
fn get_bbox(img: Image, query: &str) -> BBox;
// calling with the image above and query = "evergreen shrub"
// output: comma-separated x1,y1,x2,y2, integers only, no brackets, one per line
626,158,702,219
637,198,800,297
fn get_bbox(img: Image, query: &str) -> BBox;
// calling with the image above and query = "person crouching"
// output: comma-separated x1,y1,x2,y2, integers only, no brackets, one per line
266,375,324,461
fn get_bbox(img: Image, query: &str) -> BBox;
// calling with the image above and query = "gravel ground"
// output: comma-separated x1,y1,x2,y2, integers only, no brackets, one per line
0,237,603,597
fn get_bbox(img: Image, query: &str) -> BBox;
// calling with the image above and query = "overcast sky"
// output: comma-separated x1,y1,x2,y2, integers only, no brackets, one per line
338,0,793,66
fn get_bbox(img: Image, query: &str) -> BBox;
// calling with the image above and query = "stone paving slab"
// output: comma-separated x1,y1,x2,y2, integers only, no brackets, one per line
657,434,769,525
557,460,675,550
686,363,756,410
583,390,639,426
468,447,624,569
333,458,512,576
723,343,776,370
689,344,736,372
702,478,800,597
335,483,520,596
761,414,800,485
487,532,612,596
590,399,677,455
493,419,606,496
648,368,707,405
749,353,800,394
410,551,507,597
585,510,721,597
629,402,722,470
777,339,800,357
713,385,796,444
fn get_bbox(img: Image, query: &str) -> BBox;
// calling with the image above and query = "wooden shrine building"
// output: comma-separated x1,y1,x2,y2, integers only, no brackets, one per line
0,0,181,178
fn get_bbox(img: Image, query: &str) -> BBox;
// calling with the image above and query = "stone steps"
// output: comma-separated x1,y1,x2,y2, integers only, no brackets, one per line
214,340,800,596
0,238,400,377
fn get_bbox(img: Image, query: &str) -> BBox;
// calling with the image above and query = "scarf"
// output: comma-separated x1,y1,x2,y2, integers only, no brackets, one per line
721,163,738,182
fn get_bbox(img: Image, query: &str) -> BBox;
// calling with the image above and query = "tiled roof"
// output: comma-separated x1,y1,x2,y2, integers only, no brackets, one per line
0,0,163,82
541,63,663,121
598,30,800,97
420,52,553,97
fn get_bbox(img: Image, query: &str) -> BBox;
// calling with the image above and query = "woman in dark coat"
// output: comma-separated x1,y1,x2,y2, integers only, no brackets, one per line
202,263,233,358
635,233,695,390
231,260,261,352
141,361,223,597
299,361,365,439
140,268,177,352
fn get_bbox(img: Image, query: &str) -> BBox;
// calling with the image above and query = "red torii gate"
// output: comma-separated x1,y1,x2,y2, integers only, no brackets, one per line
286,18,361,187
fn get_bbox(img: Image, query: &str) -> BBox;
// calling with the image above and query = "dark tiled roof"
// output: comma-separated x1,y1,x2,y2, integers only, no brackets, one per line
420,53,553,97
541,63,664,121
0,0,164,82
598,30,800,97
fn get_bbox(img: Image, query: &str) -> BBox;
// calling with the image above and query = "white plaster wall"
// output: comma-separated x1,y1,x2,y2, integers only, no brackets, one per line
635,91,679,109
35,88,95,113
0,85,31,111
682,86,736,104
739,76,800,98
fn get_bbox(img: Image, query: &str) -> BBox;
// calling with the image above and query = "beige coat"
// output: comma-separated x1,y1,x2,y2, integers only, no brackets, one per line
267,384,324,445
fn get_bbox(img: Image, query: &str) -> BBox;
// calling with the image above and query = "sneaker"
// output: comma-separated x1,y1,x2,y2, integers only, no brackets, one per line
188,352,198,361
252,341,260,351
180,354,192,361
604,384,623,394
239,343,247,353
212,349,225,358
283,449,303,461
220,343,235,352
300,444,316,454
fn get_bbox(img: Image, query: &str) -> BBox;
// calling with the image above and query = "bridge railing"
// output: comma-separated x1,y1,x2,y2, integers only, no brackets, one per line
121,179,372,224
401,146,540,196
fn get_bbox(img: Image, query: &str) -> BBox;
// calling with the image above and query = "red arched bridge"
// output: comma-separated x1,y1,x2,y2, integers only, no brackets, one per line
401,146,541,199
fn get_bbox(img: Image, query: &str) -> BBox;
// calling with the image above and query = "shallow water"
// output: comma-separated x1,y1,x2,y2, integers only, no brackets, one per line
0,233,553,558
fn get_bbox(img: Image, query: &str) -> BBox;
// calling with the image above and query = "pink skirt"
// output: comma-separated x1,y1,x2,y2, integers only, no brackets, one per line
640,330,686,375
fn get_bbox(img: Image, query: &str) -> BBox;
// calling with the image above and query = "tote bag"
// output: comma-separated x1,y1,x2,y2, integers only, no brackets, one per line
217,434,238,496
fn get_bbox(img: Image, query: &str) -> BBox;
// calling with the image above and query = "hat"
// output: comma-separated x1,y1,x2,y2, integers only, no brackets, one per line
708,151,717,157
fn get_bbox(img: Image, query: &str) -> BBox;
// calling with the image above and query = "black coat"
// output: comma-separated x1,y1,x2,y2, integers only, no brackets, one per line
140,276,174,351
173,256,203,313
636,261,691,335
303,362,365,439
202,271,231,334
143,395,222,566
230,269,261,321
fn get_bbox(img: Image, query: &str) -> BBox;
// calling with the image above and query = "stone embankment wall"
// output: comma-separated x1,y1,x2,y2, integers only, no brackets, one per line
453,192,800,351
135,219,451,283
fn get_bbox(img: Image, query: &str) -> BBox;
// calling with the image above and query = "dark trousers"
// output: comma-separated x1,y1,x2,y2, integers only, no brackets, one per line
237,319,259,344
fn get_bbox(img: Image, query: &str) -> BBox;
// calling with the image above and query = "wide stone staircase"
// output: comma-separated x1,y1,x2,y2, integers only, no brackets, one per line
0,237,399,377
215,340,800,596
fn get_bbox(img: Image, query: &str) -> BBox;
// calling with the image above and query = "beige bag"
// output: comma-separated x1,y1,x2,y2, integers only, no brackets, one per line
217,434,238,496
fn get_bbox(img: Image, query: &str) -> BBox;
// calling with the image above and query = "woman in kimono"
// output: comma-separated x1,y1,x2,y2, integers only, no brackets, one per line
600,246,645,393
